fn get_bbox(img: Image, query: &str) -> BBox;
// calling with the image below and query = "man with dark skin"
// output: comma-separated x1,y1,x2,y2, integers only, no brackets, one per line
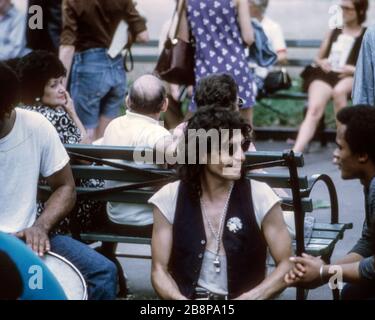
285,105,375,300
0,62,117,300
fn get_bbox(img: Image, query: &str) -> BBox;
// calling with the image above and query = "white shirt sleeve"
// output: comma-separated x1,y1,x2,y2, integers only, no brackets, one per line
262,17,287,53
148,181,180,224
149,180,280,227
250,180,281,228
39,117,70,178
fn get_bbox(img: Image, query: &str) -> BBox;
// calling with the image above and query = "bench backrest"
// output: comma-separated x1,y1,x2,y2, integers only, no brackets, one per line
131,39,322,68
38,144,309,255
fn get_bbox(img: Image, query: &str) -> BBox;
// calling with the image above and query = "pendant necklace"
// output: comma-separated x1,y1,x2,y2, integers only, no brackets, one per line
200,182,234,273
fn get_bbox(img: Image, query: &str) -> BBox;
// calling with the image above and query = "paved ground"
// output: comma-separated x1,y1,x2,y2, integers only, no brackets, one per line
113,139,365,300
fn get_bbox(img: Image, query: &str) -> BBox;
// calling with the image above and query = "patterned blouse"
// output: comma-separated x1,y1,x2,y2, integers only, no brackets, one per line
23,105,82,144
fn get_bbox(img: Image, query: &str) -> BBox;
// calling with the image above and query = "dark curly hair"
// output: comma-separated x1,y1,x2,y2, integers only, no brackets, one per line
177,105,252,201
194,73,239,110
0,62,20,121
17,50,66,104
337,105,375,164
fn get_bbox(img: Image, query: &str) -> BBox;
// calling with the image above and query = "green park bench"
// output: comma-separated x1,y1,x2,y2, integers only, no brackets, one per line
38,144,352,300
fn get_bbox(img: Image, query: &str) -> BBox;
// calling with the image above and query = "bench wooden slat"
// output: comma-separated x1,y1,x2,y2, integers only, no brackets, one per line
131,55,159,63
130,40,322,65
311,230,341,240
70,166,309,189
305,243,335,257
71,165,170,181
265,91,308,100
307,238,334,245
76,188,154,203
248,172,308,189
66,145,305,167
80,233,151,245
133,40,159,48
313,222,353,232
287,59,313,67
285,39,321,48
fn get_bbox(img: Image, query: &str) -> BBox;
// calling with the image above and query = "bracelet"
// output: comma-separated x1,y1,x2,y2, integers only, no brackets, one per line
319,265,325,283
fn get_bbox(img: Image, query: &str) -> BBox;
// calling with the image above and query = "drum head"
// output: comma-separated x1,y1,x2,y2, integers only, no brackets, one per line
42,252,87,300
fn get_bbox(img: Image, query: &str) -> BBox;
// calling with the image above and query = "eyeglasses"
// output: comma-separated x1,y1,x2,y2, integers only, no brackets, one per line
237,97,244,109
340,5,355,12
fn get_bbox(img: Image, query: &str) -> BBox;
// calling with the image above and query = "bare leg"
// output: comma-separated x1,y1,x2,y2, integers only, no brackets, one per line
293,81,333,153
332,77,353,115
95,115,114,141
240,107,253,127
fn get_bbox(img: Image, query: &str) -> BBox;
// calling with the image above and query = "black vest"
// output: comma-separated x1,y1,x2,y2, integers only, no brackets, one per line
324,28,367,66
169,179,267,299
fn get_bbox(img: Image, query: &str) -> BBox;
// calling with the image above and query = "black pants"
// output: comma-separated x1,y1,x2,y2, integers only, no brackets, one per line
341,282,375,300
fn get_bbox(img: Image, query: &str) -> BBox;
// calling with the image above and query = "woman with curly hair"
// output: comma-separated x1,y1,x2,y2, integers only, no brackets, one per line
149,106,292,300
18,50,89,144
17,50,103,235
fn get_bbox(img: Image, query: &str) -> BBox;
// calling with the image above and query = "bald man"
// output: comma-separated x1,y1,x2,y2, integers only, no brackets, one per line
101,74,171,232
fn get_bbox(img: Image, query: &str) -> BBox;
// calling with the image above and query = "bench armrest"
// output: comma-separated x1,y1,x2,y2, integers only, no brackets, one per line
301,174,339,224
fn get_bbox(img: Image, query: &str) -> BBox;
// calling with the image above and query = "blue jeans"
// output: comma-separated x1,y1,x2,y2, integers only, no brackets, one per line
70,48,126,129
50,235,117,300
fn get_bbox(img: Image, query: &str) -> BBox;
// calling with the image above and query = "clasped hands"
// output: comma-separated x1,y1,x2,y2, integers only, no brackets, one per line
284,253,326,289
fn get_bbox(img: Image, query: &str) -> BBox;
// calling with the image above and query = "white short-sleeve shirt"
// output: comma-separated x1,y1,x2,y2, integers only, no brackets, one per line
149,179,281,228
0,109,70,233
261,16,287,54
102,111,171,226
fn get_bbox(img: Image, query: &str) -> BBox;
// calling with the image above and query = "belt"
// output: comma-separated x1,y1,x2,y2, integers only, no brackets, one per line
194,287,228,300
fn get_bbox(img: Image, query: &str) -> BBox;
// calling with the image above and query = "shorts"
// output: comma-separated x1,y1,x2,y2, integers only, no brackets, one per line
70,48,126,129
301,66,341,92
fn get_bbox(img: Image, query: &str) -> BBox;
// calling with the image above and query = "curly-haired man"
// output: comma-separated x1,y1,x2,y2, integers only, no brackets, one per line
149,106,292,300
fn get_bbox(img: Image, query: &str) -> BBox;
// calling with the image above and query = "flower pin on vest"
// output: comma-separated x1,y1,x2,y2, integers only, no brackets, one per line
226,217,243,234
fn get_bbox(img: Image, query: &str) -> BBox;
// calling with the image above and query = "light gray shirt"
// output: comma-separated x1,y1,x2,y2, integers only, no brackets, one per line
352,25,375,106
198,250,228,295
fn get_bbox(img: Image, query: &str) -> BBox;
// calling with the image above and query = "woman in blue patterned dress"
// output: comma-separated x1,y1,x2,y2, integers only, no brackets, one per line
186,0,256,125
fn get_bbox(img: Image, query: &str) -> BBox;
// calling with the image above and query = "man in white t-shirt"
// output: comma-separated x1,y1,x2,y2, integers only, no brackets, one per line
0,62,117,300
149,106,292,300
102,74,171,234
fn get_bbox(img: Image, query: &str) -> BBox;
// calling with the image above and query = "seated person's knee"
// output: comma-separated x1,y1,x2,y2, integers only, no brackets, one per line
332,87,349,101
306,105,324,122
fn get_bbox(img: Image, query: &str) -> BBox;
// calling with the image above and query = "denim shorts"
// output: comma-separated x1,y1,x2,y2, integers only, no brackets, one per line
70,49,126,129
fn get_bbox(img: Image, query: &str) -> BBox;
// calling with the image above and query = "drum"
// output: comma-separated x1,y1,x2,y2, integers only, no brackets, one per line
42,252,88,300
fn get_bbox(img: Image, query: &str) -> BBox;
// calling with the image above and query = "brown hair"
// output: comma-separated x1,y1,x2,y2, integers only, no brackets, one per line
351,0,369,24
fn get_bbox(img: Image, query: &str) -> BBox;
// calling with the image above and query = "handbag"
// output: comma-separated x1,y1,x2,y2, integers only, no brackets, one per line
155,0,195,86
263,67,292,94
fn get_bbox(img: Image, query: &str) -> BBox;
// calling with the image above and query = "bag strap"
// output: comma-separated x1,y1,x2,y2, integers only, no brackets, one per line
167,0,186,40
123,31,134,72
174,0,187,39
167,0,180,39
